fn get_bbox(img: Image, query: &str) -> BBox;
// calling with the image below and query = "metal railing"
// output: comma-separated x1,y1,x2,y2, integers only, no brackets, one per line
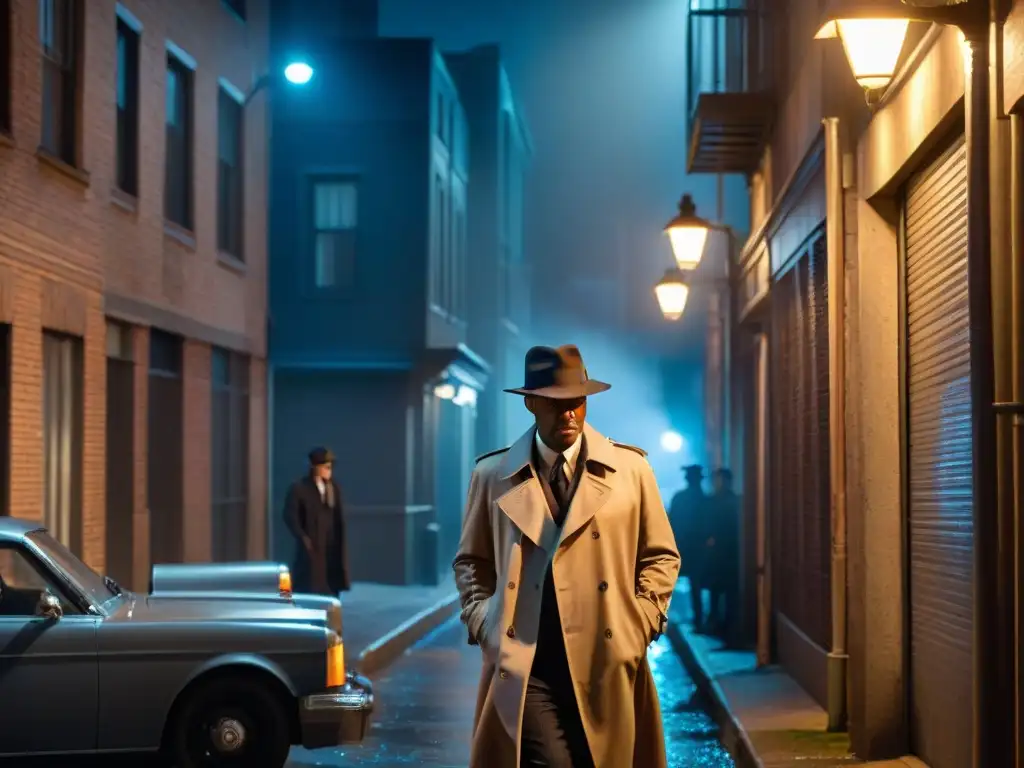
686,2,770,120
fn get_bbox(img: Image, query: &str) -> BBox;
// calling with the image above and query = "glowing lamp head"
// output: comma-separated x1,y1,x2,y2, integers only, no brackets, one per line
284,61,314,85
664,194,711,270
816,17,910,92
654,268,691,321
434,382,456,400
660,431,684,453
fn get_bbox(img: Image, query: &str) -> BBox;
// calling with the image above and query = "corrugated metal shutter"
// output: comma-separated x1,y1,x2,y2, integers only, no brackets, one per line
904,134,972,768
769,229,832,654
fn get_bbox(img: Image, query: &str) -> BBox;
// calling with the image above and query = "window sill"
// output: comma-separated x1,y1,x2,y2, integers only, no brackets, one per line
163,221,197,250
217,252,247,275
110,188,138,214
36,147,90,187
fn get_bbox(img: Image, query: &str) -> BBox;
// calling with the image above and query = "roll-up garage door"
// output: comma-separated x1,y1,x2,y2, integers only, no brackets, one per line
904,134,971,768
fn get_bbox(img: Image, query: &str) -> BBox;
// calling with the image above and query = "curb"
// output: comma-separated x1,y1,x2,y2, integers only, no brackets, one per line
665,620,763,768
355,592,462,677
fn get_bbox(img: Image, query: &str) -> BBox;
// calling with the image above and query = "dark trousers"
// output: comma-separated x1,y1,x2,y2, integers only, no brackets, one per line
687,574,704,626
520,676,593,768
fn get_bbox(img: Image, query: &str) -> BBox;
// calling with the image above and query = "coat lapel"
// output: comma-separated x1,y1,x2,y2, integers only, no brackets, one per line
557,424,619,547
495,428,560,551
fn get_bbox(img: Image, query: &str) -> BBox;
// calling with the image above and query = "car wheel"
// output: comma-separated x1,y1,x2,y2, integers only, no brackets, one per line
168,676,292,768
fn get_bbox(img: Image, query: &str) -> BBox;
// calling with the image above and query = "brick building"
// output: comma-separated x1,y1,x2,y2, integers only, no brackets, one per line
0,0,269,589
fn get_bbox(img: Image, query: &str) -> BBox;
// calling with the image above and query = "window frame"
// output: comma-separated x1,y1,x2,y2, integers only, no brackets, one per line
0,543,85,618
164,43,196,231
309,176,359,292
217,82,245,259
38,0,83,166
115,10,141,196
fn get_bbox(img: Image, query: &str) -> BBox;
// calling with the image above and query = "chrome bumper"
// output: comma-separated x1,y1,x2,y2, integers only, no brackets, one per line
300,672,375,748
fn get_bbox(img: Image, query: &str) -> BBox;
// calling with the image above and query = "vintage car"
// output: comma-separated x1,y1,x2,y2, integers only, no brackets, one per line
0,517,373,767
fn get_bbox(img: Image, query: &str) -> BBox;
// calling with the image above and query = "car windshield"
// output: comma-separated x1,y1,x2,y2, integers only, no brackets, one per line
27,531,120,609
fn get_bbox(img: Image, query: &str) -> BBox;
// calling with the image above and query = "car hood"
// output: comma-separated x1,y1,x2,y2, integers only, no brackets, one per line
107,593,329,627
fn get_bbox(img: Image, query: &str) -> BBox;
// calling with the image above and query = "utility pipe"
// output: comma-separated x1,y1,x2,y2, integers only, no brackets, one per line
823,116,848,733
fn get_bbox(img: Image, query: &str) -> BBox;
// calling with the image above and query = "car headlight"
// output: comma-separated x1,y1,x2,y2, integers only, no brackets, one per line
326,630,345,688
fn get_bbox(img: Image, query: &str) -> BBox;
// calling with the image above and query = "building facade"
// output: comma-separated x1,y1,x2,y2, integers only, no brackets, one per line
267,32,487,586
444,45,534,452
0,0,269,590
689,0,1024,764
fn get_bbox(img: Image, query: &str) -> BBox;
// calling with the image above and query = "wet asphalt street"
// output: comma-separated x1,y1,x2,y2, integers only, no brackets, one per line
288,616,734,768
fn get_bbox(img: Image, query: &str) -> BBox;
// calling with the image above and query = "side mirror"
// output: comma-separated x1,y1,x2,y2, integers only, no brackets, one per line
36,590,62,621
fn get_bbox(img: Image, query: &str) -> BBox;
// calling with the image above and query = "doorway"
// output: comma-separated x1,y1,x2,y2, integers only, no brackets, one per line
147,329,184,565
42,332,84,554
105,321,134,586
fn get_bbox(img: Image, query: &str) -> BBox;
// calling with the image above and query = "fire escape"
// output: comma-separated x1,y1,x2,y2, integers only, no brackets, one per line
686,0,773,175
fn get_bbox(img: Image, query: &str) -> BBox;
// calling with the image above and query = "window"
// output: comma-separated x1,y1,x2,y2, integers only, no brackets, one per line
211,348,249,562
430,171,445,308
312,179,358,289
1,0,10,133
165,52,194,230
39,0,81,165
217,87,244,258
0,546,79,617
115,18,140,196
223,0,246,20
42,332,83,555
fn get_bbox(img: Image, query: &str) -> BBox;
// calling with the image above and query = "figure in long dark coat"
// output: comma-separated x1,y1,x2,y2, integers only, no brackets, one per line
283,447,350,595
668,464,709,628
705,467,740,640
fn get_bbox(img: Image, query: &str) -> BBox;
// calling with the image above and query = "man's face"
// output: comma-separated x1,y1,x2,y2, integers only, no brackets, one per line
313,462,333,481
526,395,587,452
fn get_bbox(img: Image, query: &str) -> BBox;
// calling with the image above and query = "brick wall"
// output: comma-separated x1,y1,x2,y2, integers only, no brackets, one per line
182,338,212,561
0,0,269,573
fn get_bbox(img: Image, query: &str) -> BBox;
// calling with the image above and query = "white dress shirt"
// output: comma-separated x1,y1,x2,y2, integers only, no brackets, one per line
315,477,326,502
534,430,582,482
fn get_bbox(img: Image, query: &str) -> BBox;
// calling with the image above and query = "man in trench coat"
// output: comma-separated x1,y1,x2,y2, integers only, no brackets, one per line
283,447,351,596
453,345,681,768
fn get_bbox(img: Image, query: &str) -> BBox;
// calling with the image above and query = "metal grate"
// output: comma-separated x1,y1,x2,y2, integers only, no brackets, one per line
770,230,832,653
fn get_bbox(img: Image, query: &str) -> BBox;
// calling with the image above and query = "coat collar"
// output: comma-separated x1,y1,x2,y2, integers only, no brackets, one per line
495,423,617,551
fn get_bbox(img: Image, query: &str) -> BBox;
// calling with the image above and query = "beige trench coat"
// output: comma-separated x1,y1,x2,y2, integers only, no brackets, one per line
454,423,681,768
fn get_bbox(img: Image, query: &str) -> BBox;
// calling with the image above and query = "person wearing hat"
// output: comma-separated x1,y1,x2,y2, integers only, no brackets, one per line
704,467,740,641
668,463,710,630
282,446,350,596
454,344,680,768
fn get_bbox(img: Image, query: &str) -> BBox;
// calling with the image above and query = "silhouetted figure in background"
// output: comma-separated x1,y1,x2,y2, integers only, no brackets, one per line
705,467,740,641
669,464,709,629
283,447,351,596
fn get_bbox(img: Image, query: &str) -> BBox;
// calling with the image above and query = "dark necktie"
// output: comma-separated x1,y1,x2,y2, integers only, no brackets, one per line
549,455,570,522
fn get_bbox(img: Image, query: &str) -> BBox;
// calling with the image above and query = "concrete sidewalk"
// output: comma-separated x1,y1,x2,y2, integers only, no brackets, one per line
340,577,460,677
665,591,927,768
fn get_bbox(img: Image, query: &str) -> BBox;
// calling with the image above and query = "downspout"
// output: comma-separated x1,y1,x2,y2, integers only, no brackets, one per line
823,116,848,732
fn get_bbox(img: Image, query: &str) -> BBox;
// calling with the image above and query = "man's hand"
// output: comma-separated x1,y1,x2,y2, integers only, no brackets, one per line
453,469,498,647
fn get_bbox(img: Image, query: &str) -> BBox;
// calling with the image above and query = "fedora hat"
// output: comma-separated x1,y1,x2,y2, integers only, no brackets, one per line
308,446,335,466
504,345,611,399
682,464,704,477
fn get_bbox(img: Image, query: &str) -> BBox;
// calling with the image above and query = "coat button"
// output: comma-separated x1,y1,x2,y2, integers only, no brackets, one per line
604,628,613,639
598,581,608,592
506,626,516,639
508,581,516,590
592,531,600,539
499,669,509,680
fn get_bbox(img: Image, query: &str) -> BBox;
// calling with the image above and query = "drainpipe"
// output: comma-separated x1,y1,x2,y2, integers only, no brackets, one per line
822,116,848,733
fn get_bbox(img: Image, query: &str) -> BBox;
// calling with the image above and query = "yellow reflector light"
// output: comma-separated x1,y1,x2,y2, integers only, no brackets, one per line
279,569,292,597
327,642,345,688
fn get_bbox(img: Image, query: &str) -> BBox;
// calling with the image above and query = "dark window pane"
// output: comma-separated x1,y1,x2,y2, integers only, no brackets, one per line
148,329,182,376
210,347,249,562
312,180,358,289
164,55,193,230
115,18,139,195
38,0,79,165
217,90,244,257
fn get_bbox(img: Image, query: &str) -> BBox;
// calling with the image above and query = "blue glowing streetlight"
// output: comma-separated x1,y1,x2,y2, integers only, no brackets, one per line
284,61,314,86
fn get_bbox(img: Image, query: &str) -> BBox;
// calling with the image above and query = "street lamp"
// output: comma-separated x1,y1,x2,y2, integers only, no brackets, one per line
654,268,691,321
244,59,315,106
664,194,712,270
815,17,910,92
